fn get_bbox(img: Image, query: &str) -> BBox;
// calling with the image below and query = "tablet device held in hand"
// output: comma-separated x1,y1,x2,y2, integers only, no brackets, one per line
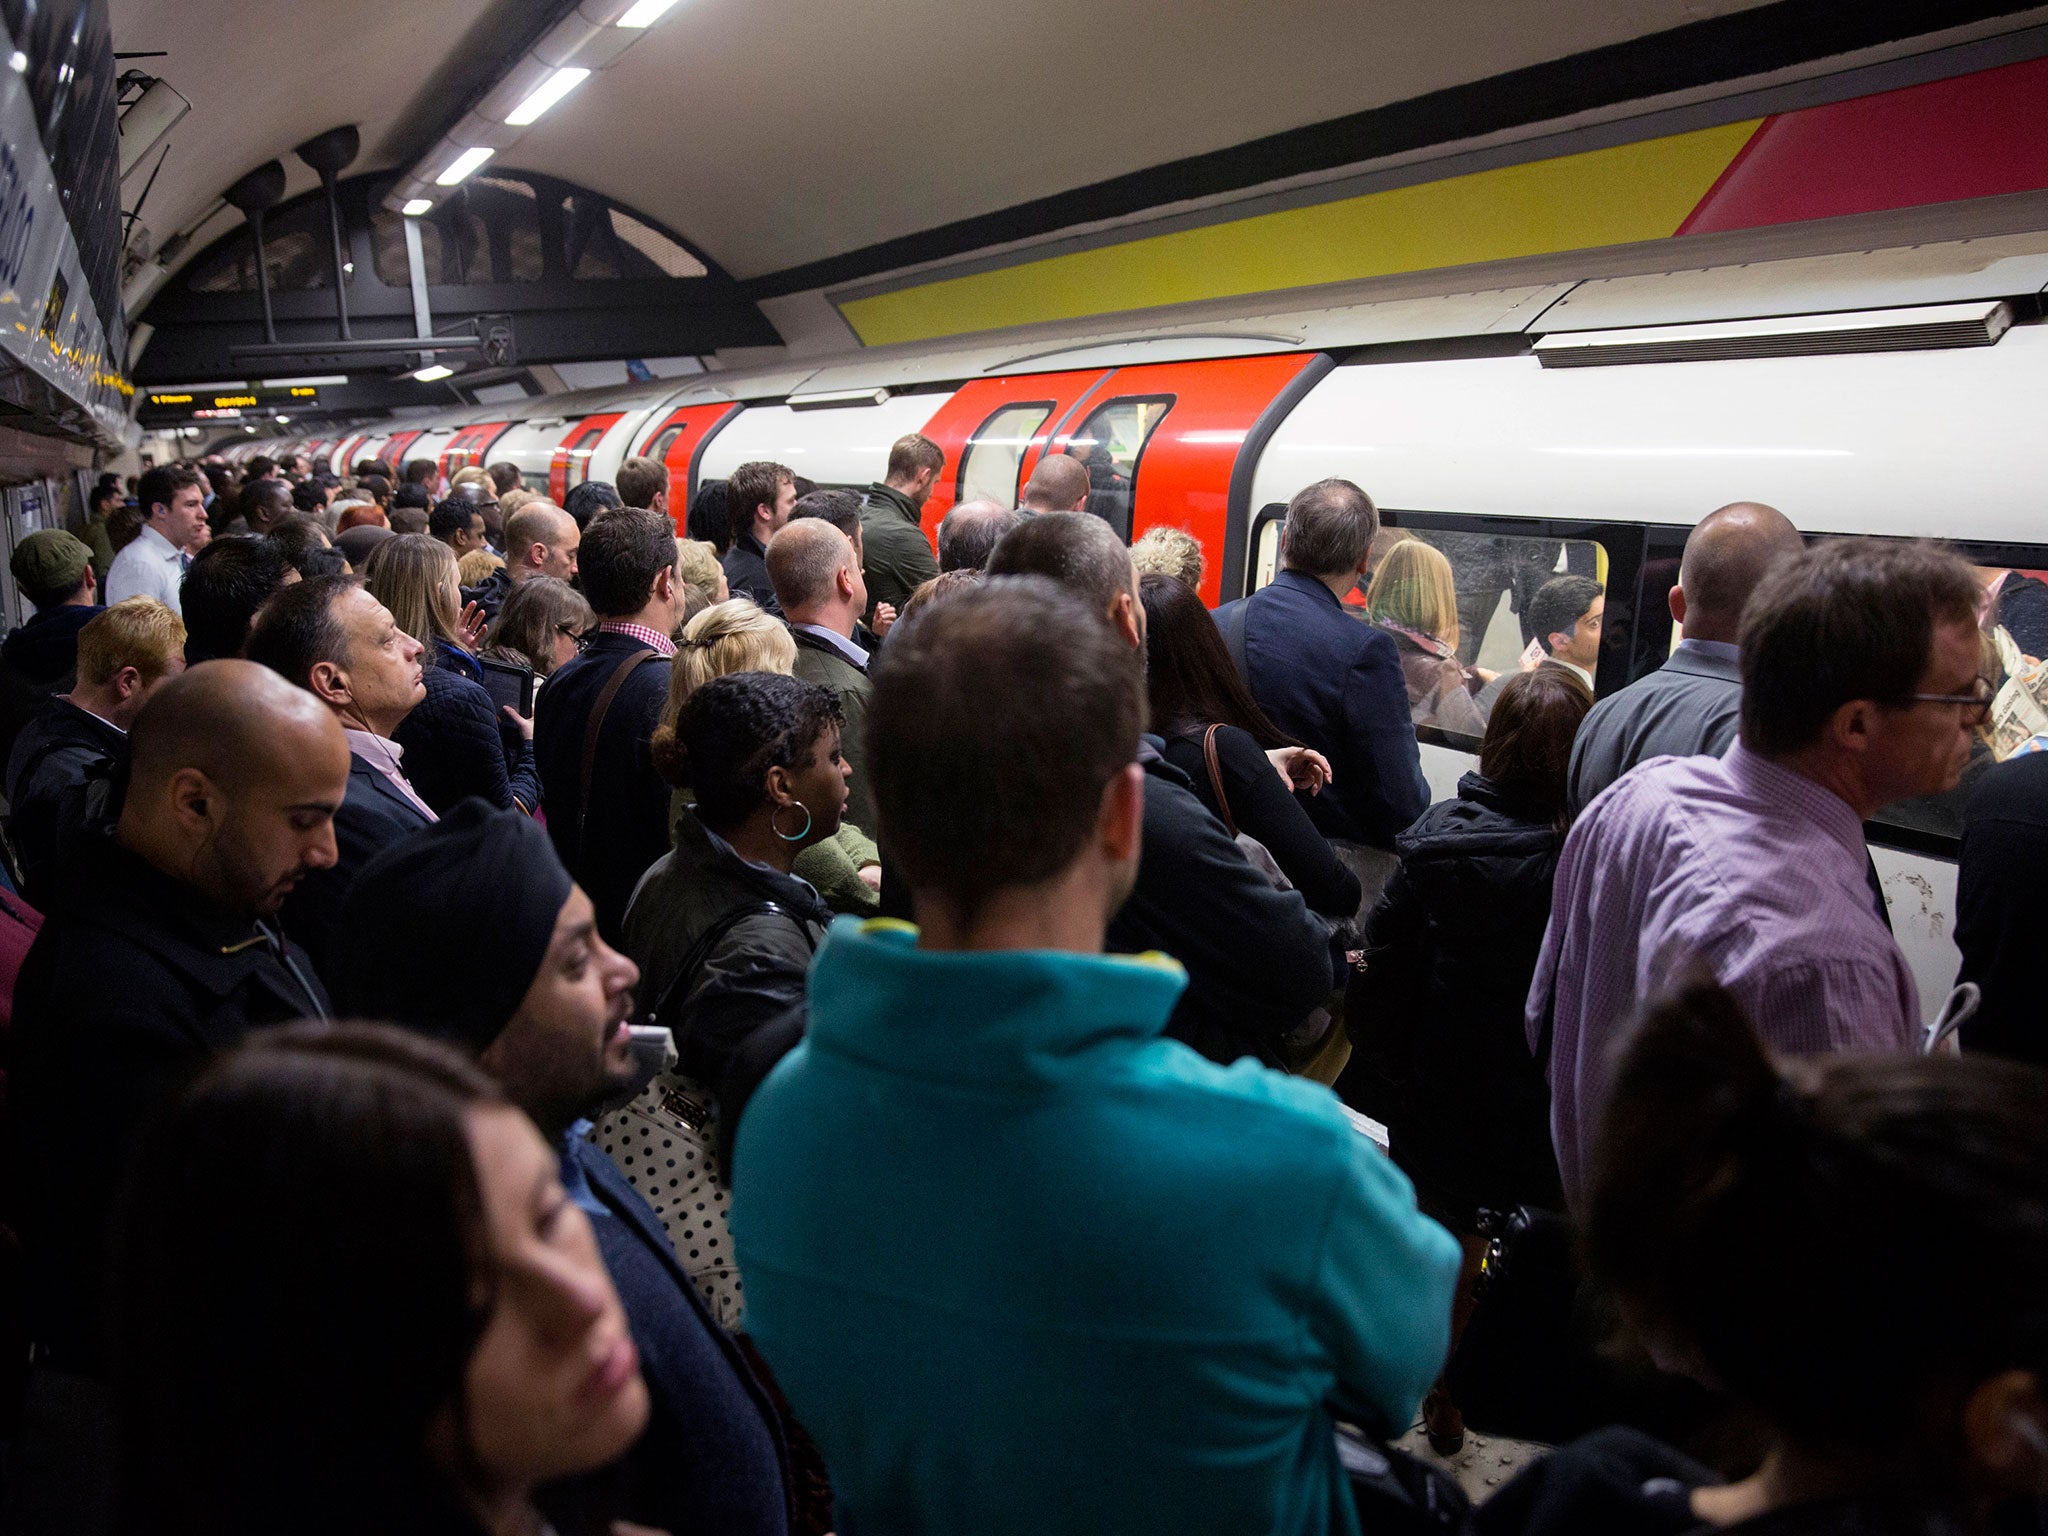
479,656,535,717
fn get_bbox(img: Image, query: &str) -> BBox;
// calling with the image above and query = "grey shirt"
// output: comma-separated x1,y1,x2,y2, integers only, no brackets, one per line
1566,640,1741,815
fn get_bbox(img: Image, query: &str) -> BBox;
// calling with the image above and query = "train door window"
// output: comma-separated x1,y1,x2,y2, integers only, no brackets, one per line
561,423,606,491
644,422,687,464
958,402,1053,507
1060,396,1173,540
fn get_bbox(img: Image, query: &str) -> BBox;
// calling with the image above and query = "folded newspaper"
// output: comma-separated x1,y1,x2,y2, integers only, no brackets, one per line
1990,626,2048,761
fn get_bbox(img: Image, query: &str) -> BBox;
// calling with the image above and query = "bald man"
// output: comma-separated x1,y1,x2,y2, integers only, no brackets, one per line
1567,502,1806,813
1019,453,1090,514
937,499,1023,573
11,660,346,1410
768,517,877,833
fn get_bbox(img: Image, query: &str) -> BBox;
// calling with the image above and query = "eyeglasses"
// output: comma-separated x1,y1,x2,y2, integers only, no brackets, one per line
1904,676,1995,726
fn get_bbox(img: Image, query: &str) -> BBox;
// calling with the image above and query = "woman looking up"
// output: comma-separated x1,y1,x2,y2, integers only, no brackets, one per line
116,1023,648,1536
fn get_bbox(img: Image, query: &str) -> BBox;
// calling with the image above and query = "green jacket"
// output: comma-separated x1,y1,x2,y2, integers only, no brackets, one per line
857,483,938,617
789,628,876,838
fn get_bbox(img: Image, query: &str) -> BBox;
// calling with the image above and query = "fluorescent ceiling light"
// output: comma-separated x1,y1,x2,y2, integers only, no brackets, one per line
506,66,590,125
401,198,434,217
435,147,493,187
413,364,455,382
616,0,682,27
261,375,348,388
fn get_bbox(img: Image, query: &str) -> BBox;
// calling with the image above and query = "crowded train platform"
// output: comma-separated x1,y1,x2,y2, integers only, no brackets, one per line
3,1,2048,1532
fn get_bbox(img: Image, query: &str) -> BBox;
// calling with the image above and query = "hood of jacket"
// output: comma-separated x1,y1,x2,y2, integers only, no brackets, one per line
1,605,100,682
803,917,1187,1088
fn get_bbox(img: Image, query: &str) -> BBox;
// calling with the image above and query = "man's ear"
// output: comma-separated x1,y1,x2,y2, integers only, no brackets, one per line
654,564,677,603
1825,696,1878,757
306,658,352,711
837,563,857,602
1669,584,1688,627
166,766,216,831
109,664,143,703
1097,761,1145,865
1109,591,1141,651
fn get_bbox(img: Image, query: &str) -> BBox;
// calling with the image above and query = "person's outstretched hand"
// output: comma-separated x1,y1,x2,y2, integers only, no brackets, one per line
871,602,899,638
458,600,488,650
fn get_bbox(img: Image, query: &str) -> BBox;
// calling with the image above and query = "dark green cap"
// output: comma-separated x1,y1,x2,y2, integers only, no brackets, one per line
10,529,93,598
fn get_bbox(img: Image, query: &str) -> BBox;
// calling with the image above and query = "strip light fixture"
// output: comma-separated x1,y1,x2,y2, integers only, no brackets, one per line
615,0,682,25
435,146,494,187
386,0,691,217
506,66,589,126
413,363,455,382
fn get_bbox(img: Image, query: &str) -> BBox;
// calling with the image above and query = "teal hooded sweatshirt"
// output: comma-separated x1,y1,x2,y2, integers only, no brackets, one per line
732,918,1460,1536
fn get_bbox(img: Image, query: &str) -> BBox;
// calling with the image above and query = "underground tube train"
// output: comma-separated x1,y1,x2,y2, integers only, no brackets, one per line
219,229,2048,1015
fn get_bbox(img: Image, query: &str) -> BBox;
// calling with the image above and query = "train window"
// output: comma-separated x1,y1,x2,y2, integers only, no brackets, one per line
1248,514,1609,749
1061,396,1172,541
958,402,1053,506
644,424,686,464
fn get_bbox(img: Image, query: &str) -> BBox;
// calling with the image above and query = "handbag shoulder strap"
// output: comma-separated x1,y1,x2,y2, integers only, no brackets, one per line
577,648,664,842
653,898,797,1028
1201,723,1239,839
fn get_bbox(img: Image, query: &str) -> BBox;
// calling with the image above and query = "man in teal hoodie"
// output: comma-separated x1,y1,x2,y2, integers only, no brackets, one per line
732,577,1460,1536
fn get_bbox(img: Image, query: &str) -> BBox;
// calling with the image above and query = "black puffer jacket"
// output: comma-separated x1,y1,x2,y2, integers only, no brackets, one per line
1335,771,1563,1226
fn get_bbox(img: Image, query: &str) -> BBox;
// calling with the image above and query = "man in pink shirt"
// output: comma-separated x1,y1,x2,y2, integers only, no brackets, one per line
1531,539,1985,1209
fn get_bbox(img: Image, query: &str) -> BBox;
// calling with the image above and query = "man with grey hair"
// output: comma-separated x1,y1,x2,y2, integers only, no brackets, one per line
769,518,877,834
1567,501,1805,813
938,500,1023,573
1214,479,1427,896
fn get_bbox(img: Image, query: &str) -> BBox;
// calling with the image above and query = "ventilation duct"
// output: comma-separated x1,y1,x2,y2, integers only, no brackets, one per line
1533,301,2013,368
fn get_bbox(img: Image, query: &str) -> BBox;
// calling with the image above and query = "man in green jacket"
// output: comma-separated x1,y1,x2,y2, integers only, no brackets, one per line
733,576,1459,1536
767,517,876,837
856,433,944,620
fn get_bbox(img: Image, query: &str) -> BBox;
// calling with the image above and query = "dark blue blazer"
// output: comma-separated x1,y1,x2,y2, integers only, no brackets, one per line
280,750,433,982
570,1137,792,1536
533,630,673,943
1218,570,1429,849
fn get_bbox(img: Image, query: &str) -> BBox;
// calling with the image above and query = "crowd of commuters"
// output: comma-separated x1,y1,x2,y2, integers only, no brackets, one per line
0,434,2043,1536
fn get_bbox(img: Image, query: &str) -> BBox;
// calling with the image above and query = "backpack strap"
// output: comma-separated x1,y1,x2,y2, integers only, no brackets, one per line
577,648,664,844
652,899,799,1029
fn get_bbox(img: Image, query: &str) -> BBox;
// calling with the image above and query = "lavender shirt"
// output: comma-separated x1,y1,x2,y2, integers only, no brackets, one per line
1527,742,1918,1209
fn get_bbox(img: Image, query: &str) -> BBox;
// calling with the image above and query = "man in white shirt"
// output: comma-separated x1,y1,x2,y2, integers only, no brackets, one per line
106,464,209,616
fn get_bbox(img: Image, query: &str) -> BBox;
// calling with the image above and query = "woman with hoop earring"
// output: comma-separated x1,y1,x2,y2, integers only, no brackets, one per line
596,669,847,1329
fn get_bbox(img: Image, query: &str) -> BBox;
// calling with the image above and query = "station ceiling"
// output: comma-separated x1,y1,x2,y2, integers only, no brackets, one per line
113,0,2043,314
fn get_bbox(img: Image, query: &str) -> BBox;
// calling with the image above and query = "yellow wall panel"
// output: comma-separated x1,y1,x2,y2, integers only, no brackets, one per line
841,118,1761,346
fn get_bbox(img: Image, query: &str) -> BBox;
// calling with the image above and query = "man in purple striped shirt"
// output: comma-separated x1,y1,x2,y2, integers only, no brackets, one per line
1529,539,1986,1209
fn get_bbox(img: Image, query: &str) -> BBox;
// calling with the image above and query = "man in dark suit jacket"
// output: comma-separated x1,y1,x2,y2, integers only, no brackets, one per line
1956,749,2048,1065
1566,502,1804,814
534,508,681,943
8,663,345,1526
722,460,794,617
1215,479,1428,857
331,802,795,1536
244,575,437,979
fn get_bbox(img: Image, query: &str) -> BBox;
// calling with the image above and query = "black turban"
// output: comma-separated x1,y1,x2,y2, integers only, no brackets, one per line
330,798,574,1052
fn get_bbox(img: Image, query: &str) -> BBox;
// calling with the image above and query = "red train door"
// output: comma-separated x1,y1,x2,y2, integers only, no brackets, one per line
635,402,742,532
382,428,427,471
549,413,625,505
910,370,1113,545
1038,353,1327,605
440,421,510,481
